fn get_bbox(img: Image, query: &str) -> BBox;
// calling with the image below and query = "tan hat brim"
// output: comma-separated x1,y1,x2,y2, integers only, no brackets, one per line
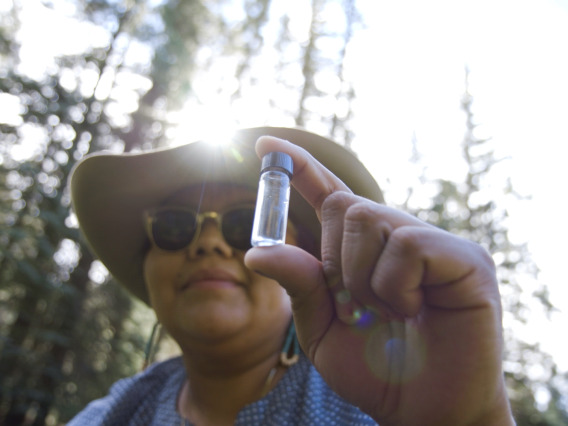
70,127,383,305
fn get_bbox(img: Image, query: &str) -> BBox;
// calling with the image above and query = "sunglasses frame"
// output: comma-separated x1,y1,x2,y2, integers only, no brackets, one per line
144,204,257,252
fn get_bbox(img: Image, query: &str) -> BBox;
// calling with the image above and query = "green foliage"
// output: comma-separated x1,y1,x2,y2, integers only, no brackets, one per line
0,1,167,423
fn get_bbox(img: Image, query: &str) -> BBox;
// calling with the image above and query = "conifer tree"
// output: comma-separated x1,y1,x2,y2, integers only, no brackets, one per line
403,68,567,425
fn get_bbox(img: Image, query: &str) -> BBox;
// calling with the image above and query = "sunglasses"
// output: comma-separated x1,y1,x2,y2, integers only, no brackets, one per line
144,206,256,252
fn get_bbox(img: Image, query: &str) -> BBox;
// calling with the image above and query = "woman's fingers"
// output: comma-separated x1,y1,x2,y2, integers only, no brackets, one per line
323,192,499,318
338,196,396,320
370,225,499,315
319,192,368,324
255,136,352,220
324,193,426,319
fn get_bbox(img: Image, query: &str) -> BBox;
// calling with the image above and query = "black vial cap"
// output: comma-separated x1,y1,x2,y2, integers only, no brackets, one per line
260,152,293,177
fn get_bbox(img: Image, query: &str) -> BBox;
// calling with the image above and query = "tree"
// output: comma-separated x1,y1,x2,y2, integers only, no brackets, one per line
401,68,568,425
1,1,165,423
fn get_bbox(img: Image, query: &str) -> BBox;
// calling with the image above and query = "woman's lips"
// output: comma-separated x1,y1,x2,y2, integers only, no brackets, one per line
188,279,238,291
180,269,241,291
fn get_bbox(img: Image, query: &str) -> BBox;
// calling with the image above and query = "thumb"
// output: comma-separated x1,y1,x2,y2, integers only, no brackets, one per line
244,245,334,352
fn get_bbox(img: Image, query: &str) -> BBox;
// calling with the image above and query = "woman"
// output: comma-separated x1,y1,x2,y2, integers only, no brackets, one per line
69,127,513,425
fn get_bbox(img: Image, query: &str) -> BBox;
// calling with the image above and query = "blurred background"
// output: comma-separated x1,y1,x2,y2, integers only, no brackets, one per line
1,0,567,424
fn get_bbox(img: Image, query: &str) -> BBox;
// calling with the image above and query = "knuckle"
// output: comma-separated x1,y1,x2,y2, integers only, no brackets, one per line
343,202,392,241
321,191,353,218
388,226,424,256
470,240,497,274
344,200,376,222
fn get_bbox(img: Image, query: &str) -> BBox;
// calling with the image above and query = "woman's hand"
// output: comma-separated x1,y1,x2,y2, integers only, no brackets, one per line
244,136,514,426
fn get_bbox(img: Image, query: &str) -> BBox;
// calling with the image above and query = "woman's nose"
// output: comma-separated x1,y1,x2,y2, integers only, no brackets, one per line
186,219,233,258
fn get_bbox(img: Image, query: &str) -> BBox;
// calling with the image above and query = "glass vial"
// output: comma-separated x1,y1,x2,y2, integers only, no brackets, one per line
251,152,293,247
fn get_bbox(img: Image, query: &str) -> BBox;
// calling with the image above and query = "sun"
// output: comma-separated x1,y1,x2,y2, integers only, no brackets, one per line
168,98,240,148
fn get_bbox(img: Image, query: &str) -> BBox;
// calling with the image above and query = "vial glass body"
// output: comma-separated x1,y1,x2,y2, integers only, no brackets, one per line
251,170,291,246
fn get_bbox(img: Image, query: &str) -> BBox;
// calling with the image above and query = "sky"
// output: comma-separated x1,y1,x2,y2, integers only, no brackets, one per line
347,0,568,372
2,0,568,376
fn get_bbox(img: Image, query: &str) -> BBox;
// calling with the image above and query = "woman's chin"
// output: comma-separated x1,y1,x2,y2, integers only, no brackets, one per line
171,304,250,342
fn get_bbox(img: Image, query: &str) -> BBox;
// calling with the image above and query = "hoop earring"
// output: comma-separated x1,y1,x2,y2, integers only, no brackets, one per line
279,320,300,367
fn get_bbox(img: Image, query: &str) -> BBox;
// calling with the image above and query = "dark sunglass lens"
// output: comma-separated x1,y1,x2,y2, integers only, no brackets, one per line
223,208,255,250
152,210,196,250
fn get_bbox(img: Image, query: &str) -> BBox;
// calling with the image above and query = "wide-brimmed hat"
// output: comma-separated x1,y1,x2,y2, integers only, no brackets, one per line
70,127,383,305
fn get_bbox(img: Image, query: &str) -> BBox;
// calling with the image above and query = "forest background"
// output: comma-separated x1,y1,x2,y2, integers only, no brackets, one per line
1,0,567,425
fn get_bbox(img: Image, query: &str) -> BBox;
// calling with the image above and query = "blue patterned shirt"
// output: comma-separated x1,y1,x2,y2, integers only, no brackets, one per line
68,354,378,425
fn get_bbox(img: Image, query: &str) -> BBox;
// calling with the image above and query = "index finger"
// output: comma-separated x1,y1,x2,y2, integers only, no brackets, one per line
256,136,352,218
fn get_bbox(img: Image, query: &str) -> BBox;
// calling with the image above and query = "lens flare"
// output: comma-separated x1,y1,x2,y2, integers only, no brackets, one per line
364,320,426,384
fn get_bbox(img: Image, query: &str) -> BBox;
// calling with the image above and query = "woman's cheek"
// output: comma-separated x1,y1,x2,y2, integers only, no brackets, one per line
143,249,180,303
